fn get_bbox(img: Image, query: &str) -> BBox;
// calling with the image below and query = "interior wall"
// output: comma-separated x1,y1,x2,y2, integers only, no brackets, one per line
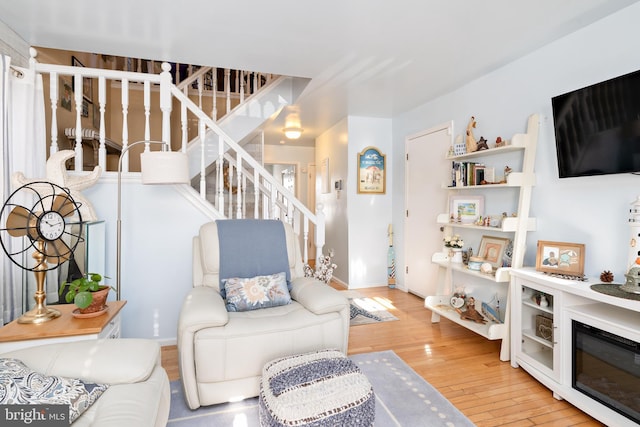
392,2,640,284
316,119,349,285
347,116,393,288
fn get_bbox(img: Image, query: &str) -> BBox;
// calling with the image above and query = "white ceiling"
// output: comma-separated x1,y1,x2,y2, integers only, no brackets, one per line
1,0,638,144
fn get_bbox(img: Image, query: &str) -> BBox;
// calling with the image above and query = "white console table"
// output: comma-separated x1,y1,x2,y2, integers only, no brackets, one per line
510,268,640,427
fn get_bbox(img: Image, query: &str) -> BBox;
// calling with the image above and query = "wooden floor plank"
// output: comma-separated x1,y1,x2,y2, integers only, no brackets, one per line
161,286,605,427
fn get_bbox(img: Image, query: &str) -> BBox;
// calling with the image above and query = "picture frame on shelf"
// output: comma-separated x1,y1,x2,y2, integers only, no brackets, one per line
535,240,585,276
449,195,484,224
477,235,510,269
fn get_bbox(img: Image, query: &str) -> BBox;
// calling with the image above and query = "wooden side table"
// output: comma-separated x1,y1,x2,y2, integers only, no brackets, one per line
0,300,126,353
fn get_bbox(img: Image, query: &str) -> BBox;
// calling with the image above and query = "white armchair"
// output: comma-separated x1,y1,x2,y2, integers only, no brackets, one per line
177,220,350,409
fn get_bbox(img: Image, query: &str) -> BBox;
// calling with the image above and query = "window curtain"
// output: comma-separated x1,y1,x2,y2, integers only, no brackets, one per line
0,54,47,324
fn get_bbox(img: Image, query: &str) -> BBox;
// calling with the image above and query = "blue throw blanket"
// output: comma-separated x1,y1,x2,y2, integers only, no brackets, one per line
217,219,291,297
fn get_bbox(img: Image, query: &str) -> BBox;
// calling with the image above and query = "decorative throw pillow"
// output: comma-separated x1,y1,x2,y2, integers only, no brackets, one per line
0,358,109,423
224,271,292,312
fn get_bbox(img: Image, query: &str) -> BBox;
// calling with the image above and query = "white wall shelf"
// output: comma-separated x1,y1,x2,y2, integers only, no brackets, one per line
425,113,539,362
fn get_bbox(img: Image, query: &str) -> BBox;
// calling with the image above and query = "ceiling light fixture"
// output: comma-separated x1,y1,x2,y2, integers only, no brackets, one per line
283,127,303,140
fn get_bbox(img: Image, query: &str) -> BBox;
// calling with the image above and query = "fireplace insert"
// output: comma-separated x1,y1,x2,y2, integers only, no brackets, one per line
572,320,640,424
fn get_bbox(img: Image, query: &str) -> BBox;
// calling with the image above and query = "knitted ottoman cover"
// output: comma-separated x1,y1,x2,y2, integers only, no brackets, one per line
259,349,375,426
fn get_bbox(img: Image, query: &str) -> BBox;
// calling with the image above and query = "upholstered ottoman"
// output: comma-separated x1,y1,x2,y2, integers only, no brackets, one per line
259,349,375,426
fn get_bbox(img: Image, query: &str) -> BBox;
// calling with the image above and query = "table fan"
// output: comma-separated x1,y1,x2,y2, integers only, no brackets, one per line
0,181,84,323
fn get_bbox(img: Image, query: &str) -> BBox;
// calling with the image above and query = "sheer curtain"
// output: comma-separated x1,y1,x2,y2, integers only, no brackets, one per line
0,54,46,324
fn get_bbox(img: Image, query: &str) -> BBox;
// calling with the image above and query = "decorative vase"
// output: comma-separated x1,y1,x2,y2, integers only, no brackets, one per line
450,248,463,263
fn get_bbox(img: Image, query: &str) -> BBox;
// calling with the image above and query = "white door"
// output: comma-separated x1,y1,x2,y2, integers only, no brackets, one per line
405,122,452,297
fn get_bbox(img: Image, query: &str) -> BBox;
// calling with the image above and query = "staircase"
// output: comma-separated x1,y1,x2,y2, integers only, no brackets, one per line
29,50,324,262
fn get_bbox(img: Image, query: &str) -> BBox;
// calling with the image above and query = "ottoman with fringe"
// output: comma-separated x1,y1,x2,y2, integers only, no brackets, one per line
259,349,375,426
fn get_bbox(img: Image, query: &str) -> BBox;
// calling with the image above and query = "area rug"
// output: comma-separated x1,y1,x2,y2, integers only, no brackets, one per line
343,290,399,326
167,350,474,426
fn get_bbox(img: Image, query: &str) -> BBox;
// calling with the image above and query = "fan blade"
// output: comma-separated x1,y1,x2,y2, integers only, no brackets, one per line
6,206,37,238
44,238,72,264
52,194,76,218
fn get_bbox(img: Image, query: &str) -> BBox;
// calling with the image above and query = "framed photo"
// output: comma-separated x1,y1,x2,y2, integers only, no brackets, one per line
536,240,585,276
477,235,510,269
449,195,484,224
357,146,386,194
72,56,92,103
59,76,72,111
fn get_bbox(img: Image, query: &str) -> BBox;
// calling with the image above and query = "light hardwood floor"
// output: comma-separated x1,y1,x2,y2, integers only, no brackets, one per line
161,286,604,427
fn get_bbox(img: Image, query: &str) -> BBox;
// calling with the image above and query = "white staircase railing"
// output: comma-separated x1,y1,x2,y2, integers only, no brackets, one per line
29,49,324,262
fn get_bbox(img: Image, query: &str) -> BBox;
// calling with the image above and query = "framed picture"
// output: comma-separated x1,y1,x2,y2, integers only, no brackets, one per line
60,76,72,111
535,240,585,276
477,235,510,269
81,99,89,118
72,56,92,103
449,195,484,224
357,146,386,194
92,103,100,129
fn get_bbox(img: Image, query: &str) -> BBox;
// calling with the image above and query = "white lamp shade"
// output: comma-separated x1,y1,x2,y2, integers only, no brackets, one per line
140,151,190,184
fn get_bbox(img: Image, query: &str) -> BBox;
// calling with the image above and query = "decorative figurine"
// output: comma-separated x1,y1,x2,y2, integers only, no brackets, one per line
476,136,489,151
465,116,477,153
456,297,487,324
495,136,506,147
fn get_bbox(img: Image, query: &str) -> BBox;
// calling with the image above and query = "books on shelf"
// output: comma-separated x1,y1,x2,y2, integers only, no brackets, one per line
450,161,495,187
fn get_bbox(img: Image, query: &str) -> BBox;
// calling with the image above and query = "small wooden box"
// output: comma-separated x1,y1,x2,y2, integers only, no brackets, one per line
535,315,553,342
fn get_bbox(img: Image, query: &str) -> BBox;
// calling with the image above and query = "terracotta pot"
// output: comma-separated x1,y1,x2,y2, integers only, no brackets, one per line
78,286,110,314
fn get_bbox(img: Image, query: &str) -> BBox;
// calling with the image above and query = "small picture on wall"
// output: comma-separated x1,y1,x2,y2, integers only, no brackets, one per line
357,146,386,194
60,77,72,111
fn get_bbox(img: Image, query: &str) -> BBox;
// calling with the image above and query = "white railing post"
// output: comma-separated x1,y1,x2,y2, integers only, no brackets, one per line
315,204,325,261
239,70,245,103
73,70,83,171
217,141,224,211
121,78,129,172
303,218,309,264
143,80,151,143
160,63,173,147
224,68,231,114
254,169,260,219
236,153,243,219
212,68,218,121
48,71,59,155
98,76,106,169
199,119,206,199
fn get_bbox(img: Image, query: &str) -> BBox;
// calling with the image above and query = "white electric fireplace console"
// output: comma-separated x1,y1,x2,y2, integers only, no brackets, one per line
510,268,640,427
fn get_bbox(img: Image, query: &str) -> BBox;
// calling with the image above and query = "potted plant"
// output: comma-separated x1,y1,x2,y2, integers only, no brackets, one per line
60,273,114,314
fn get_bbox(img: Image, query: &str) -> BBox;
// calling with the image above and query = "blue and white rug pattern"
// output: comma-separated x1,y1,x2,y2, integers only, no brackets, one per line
168,350,474,426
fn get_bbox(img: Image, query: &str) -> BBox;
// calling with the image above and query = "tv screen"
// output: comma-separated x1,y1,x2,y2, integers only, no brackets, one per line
551,69,640,178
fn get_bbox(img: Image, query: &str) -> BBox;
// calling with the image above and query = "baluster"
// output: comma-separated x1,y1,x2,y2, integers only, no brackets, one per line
270,188,277,220
160,63,172,146
236,154,243,219
217,141,224,211
199,119,206,199
143,80,151,148
287,203,294,226
239,70,245,103
254,168,260,219
227,162,234,218
120,79,129,172
253,73,259,94
175,63,181,84
98,76,106,169
315,204,325,262
303,218,309,264
225,68,231,114
180,99,187,150
137,58,142,73
197,75,203,109
49,71,58,155
234,70,239,95
73,71,83,171
212,68,218,121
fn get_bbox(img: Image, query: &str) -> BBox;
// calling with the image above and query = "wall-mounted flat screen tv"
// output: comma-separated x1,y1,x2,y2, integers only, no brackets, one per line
551,69,640,178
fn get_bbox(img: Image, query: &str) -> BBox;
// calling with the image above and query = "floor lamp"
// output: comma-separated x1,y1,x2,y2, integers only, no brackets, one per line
116,140,189,300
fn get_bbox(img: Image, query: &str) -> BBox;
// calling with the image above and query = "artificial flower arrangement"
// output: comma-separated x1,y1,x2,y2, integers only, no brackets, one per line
443,234,464,248
303,251,337,284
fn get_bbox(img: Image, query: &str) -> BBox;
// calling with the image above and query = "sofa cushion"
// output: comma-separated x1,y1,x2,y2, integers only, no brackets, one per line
0,358,108,423
224,272,292,312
